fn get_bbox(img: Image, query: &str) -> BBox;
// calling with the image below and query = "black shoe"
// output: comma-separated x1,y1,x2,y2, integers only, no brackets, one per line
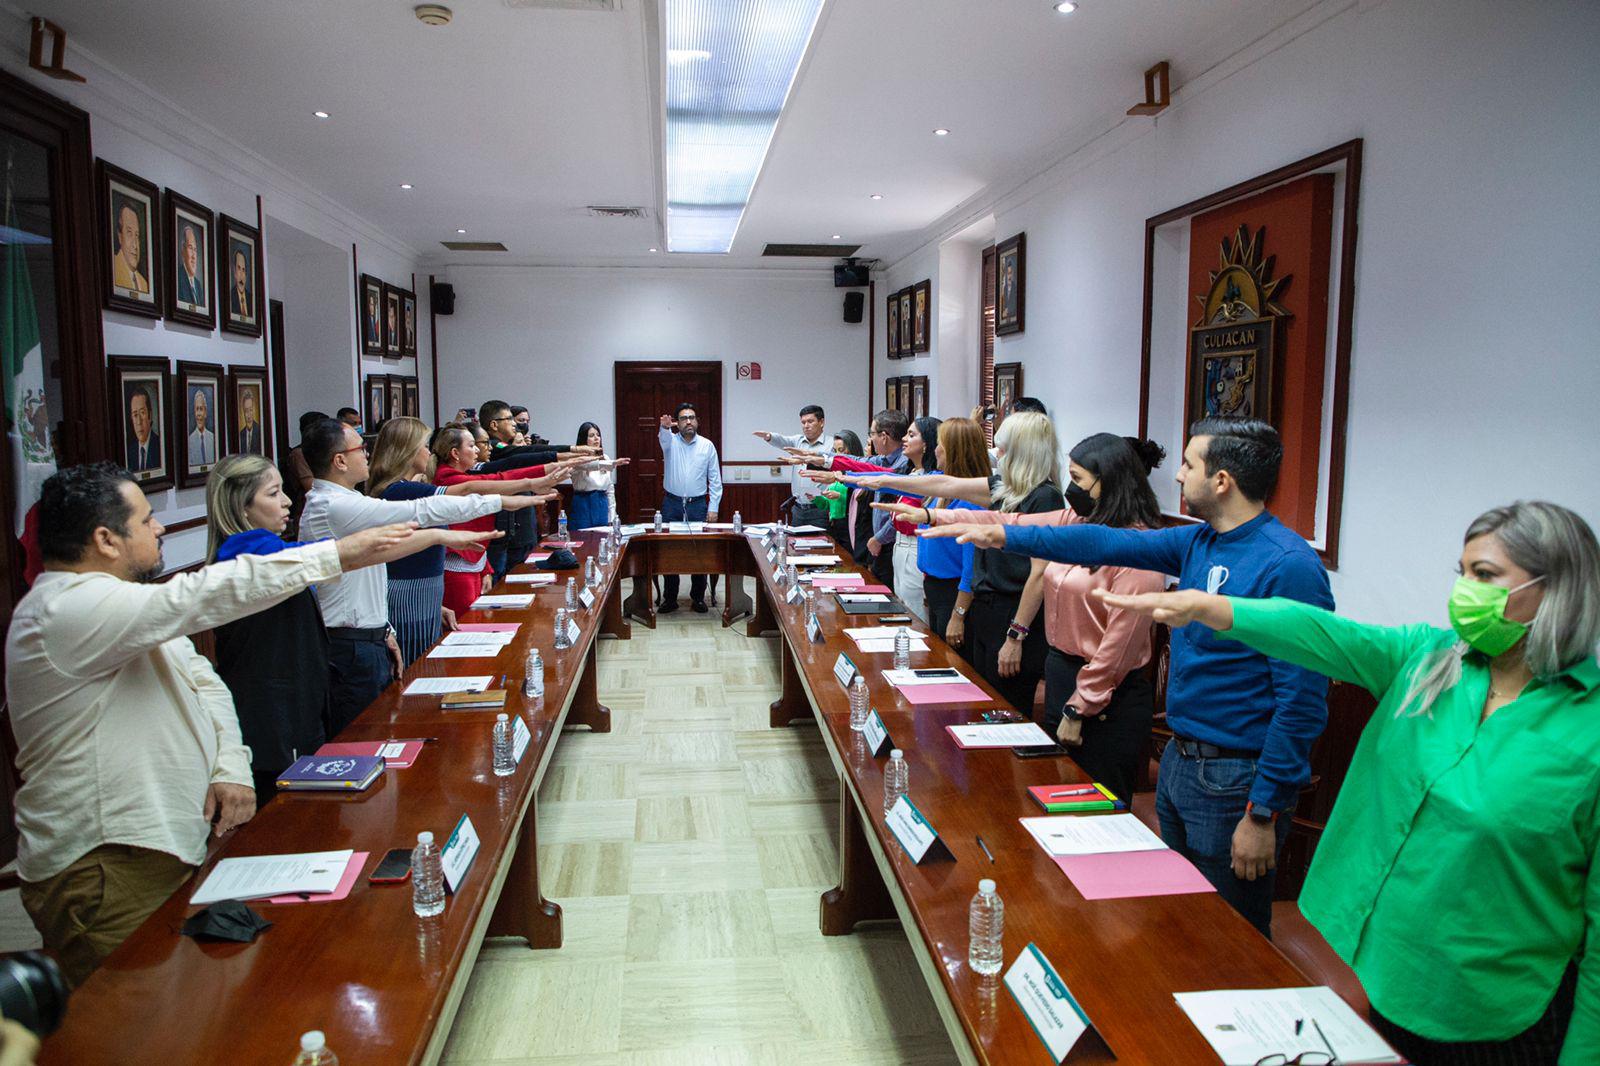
657,599,680,614
691,600,708,614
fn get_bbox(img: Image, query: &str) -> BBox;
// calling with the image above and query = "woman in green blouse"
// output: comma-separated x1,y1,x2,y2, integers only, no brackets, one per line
1098,501,1599,1065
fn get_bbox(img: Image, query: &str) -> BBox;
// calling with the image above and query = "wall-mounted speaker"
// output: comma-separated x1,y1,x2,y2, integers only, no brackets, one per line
843,291,864,323
431,282,456,316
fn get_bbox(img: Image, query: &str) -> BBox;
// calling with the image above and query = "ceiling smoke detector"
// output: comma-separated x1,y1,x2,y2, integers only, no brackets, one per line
587,205,648,219
414,5,453,26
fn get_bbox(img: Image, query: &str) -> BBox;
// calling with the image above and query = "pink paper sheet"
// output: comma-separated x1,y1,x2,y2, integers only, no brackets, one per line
525,552,552,562
898,681,990,704
812,576,864,586
844,585,893,595
317,741,423,769
1055,849,1215,900
267,851,369,904
458,623,520,632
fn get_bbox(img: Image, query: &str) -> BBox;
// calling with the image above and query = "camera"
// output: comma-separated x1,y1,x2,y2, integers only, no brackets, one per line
0,952,69,1036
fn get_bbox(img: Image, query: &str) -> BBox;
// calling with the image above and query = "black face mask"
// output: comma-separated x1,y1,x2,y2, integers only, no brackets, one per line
1064,479,1097,518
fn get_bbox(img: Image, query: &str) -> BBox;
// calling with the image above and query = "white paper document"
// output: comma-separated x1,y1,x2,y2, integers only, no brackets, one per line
191,849,353,905
1173,987,1403,1065
504,572,557,585
1020,813,1167,856
441,631,516,646
854,638,931,654
948,722,1053,748
845,626,920,641
883,668,967,687
403,675,494,696
470,594,535,609
837,593,890,603
786,554,841,565
427,644,505,660
785,524,825,533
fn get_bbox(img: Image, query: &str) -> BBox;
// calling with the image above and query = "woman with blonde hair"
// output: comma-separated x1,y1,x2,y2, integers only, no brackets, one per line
205,453,488,795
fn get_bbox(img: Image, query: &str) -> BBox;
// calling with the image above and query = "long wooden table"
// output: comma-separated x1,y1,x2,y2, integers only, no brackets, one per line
41,527,1310,1065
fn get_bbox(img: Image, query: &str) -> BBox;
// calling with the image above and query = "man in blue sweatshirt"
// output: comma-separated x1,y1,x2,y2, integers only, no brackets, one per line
926,418,1331,937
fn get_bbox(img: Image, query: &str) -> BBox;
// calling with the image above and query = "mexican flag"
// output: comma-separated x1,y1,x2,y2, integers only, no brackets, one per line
2,172,56,537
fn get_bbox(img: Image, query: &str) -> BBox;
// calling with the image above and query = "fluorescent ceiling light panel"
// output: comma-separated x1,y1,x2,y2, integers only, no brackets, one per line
664,0,827,253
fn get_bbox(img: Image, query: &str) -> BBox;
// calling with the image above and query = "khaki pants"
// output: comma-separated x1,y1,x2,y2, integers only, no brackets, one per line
20,844,195,989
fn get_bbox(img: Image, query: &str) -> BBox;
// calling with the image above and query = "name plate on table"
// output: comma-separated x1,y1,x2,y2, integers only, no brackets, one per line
566,618,581,646
512,716,531,764
762,530,774,546
1004,943,1098,1063
767,546,779,563
579,586,596,609
863,708,893,756
440,814,480,895
833,652,858,690
786,583,803,604
806,613,823,643
885,795,953,864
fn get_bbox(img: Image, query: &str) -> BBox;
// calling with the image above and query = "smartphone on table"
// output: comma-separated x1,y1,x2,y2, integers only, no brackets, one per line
368,847,414,883
1012,742,1070,759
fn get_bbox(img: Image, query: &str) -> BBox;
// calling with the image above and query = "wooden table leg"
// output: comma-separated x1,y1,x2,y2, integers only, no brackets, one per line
820,778,895,935
768,636,810,728
622,574,656,629
721,573,754,628
747,577,777,638
567,640,611,733
487,792,562,948
600,579,631,640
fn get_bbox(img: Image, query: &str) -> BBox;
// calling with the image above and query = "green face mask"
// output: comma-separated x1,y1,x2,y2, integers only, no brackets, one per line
1448,574,1543,656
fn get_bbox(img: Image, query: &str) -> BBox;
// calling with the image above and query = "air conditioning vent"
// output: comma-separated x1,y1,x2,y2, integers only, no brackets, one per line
440,240,509,252
587,205,648,219
763,242,862,257
503,0,621,11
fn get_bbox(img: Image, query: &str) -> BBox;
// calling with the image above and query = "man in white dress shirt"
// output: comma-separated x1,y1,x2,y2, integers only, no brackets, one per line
656,403,722,613
753,403,830,529
299,417,537,730
4,462,424,986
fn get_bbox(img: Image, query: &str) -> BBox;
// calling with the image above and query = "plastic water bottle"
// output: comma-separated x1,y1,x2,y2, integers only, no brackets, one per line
612,515,622,540
585,556,598,588
598,538,611,566
292,1030,339,1065
968,879,1005,976
565,577,578,610
492,713,515,776
411,831,445,918
557,509,568,540
553,607,571,650
848,674,870,732
732,511,743,534
653,510,664,533
883,749,909,814
524,647,544,699
893,627,912,671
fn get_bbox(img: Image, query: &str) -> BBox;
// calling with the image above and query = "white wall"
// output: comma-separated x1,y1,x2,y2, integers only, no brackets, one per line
877,0,1600,625
434,266,870,473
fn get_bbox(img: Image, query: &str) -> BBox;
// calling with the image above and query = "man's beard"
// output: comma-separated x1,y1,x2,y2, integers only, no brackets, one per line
134,552,165,584
1181,485,1216,523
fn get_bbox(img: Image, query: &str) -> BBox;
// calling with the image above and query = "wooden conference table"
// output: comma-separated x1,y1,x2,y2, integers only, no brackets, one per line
41,528,1308,1065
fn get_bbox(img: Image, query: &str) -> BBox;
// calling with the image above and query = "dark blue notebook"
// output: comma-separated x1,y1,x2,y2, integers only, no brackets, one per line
276,754,384,791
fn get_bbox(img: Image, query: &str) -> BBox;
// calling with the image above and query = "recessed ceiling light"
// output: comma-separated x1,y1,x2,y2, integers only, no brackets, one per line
933,128,950,136
831,234,842,240
456,228,467,234
399,183,413,190
870,194,882,200
649,247,659,253
1054,1,1078,13
313,110,330,119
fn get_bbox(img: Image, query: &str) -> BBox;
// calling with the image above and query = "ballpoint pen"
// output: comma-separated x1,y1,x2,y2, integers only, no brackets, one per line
975,835,995,863
1045,786,1099,798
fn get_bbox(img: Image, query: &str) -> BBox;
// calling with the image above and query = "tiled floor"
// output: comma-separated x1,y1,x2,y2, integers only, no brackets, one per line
440,611,960,1065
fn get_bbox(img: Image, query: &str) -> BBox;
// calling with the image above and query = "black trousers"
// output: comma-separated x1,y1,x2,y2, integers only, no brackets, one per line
924,576,960,642
868,543,895,587
1371,965,1576,1065
966,591,1048,714
326,634,392,736
1041,647,1155,802
660,493,708,604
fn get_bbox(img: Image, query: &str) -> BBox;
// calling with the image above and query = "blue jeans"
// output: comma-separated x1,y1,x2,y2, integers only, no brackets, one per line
660,493,708,604
1154,741,1294,938
570,489,609,531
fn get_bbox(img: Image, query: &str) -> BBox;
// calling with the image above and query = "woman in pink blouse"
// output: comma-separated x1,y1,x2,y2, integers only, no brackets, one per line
877,433,1168,800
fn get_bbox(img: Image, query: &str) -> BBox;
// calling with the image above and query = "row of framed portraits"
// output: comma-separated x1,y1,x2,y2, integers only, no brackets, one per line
884,375,929,420
886,279,931,358
109,355,271,493
366,374,421,429
994,232,1025,336
98,160,263,337
360,274,418,358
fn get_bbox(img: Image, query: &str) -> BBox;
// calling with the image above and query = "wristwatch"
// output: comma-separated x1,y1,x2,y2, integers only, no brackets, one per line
1245,802,1276,825
1061,705,1083,723
954,605,969,618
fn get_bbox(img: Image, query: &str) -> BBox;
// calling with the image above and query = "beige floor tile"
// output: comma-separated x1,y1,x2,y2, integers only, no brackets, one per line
636,763,749,797
536,842,634,897
741,755,837,799
538,763,638,802
764,887,909,956
478,894,630,963
642,730,738,764
755,832,839,889
642,681,729,712
628,839,764,894
732,728,827,760
782,942,948,1040
554,733,646,765
622,1045,783,1066
634,794,753,842
624,888,777,962
539,798,640,843
780,1035,962,1065
617,958,812,1051
745,796,838,837
443,958,624,1060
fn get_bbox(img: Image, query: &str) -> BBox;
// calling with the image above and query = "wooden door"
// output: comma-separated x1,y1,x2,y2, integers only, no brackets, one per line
613,361,721,521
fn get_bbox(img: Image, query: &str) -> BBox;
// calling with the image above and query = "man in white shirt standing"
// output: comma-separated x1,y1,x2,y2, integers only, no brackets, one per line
753,403,830,529
298,417,534,731
656,404,722,613
5,463,427,986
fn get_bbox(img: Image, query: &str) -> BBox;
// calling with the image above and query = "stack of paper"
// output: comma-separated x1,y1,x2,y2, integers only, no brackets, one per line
883,668,989,704
1174,987,1403,1065
403,675,495,696
470,593,535,609
786,554,841,566
505,572,557,585
1019,813,1215,900
946,722,1053,748
191,849,354,904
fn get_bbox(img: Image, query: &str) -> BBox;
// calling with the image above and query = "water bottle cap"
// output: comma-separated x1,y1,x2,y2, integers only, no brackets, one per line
300,1031,326,1051
416,830,434,845
496,712,508,721
978,878,996,894
890,749,903,759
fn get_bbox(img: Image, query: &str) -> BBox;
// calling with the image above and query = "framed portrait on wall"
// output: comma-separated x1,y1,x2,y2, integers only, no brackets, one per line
227,366,270,460
109,356,172,492
97,161,161,318
402,376,420,417
175,360,224,488
383,285,402,356
911,280,931,352
898,376,915,418
366,374,388,428
994,362,1024,433
218,215,262,337
887,291,901,358
912,376,929,418
163,188,214,329
995,232,1025,336
885,377,900,413
359,275,385,356
400,291,418,356
897,290,913,355
387,375,404,422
